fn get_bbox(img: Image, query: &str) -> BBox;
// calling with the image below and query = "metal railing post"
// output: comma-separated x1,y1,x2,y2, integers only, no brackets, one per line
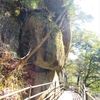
28,85,32,100
86,92,88,100
84,89,86,100
54,81,56,100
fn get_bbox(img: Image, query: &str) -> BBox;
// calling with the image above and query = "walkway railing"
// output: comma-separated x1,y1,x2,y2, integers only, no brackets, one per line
0,81,64,100
77,82,95,100
68,82,95,100
0,80,95,100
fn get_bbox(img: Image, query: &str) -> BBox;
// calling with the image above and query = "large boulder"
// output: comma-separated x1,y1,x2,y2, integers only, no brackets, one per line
18,10,66,70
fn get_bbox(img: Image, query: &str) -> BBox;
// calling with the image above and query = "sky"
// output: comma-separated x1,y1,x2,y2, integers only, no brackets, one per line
69,0,100,60
74,0,100,37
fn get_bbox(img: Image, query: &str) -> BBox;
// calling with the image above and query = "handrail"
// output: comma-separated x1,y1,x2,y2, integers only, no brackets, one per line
43,83,64,100
86,92,95,100
77,82,95,100
68,82,95,100
52,87,64,100
25,90,48,100
0,81,64,100
0,87,30,99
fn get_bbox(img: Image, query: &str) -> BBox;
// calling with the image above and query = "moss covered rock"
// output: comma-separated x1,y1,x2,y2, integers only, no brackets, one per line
18,10,66,70
0,2,20,51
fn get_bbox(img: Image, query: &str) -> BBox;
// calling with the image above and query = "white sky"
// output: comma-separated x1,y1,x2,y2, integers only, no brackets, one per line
69,0,100,60
74,0,100,37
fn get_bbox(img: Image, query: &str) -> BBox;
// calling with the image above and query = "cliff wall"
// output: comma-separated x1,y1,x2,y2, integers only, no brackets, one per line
0,1,71,99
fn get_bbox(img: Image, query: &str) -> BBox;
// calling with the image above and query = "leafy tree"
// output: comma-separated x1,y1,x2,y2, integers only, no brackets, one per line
68,30,100,93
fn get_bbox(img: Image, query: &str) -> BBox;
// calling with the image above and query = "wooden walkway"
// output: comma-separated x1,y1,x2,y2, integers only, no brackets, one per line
58,91,82,100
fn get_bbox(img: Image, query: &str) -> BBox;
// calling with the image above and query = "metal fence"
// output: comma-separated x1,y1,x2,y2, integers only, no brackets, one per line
0,81,64,100
0,80,95,100
68,82,95,100
77,82,95,100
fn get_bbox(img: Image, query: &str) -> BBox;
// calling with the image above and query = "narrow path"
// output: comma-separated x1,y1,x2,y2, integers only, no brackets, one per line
58,91,82,100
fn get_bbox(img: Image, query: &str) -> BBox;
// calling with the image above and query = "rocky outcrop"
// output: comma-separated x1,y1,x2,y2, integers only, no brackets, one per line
18,10,66,70
0,2,20,51
0,1,71,100
18,10,70,99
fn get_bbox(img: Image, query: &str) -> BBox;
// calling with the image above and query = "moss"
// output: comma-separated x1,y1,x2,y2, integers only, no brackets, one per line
0,43,27,99
18,10,66,70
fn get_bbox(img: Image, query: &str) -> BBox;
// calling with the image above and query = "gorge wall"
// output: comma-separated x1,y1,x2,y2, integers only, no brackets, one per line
0,1,71,99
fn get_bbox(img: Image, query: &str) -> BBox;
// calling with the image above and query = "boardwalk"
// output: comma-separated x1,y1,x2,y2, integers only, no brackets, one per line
58,91,82,100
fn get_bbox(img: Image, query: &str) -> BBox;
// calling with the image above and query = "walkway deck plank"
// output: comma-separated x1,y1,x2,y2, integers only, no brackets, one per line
58,91,82,100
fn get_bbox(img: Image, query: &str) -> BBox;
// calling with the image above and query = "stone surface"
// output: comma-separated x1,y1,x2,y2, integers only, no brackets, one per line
0,1,71,99
18,10,66,70
0,2,20,52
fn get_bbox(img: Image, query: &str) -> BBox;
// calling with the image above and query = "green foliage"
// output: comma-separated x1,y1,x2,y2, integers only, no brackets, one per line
68,30,100,93
67,0,76,19
0,43,26,98
21,0,40,8
7,0,40,8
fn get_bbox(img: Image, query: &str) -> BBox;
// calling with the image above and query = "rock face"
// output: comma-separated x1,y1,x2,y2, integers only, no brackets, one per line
0,2,20,51
0,1,71,100
18,10,66,70
18,10,71,99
